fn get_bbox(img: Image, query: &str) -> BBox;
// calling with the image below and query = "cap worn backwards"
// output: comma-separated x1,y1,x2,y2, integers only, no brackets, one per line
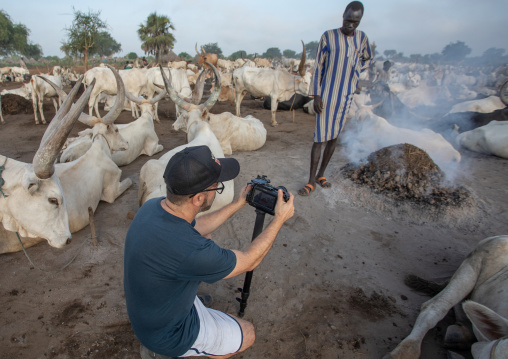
163,145,240,195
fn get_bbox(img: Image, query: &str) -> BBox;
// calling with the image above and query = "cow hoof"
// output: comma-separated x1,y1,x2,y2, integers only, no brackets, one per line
444,323,474,349
271,122,279,127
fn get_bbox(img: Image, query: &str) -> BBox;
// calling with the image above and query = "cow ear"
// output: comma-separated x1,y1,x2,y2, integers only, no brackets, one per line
463,300,508,341
23,172,41,195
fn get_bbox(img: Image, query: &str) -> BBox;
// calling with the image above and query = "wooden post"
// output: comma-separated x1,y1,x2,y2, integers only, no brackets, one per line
88,207,98,246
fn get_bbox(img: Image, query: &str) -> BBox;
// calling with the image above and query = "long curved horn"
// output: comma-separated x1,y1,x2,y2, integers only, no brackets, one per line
201,46,206,56
33,78,95,179
298,40,306,77
150,87,167,105
102,65,125,124
160,65,192,111
37,75,68,100
124,87,142,105
199,62,221,111
40,75,84,145
192,69,208,105
195,43,200,56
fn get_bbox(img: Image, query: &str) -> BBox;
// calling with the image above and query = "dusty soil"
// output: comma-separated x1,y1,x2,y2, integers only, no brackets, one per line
1,78,507,359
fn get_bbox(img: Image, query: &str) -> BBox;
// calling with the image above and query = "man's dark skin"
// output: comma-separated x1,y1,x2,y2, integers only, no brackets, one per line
299,8,364,195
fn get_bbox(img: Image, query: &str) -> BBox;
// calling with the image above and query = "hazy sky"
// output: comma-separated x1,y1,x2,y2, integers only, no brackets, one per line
2,0,507,59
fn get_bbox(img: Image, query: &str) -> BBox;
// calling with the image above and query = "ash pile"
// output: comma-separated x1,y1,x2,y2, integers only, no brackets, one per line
1,94,34,115
341,143,470,206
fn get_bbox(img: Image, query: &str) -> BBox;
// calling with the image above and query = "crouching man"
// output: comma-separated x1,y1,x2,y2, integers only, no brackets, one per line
124,145,295,358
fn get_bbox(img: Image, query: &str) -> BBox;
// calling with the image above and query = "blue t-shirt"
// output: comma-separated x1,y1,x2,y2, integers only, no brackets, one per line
124,197,237,357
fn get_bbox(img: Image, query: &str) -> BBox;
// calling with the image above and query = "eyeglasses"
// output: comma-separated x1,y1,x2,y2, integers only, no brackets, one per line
189,182,225,198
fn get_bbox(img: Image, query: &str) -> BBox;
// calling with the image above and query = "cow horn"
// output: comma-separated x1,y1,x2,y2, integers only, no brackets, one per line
33,78,95,179
192,69,208,105
37,75,68,100
199,62,221,112
102,65,125,124
160,65,192,111
195,43,200,56
298,40,306,77
201,46,206,56
40,75,84,145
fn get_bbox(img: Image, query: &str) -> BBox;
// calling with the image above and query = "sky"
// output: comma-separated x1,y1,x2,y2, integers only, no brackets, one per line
2,0,507,59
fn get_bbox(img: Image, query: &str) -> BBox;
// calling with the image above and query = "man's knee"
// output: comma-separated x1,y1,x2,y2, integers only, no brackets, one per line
239,320,255,351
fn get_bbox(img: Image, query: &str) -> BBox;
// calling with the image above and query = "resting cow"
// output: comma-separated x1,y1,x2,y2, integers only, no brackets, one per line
0,77,94,253
455,120,508,159
384,235,508,359
138,63,234,215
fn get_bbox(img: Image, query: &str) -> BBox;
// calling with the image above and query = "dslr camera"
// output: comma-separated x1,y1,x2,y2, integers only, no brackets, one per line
246,175,289,215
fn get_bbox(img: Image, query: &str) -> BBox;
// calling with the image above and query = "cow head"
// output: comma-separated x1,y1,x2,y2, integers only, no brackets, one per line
0,77,95,251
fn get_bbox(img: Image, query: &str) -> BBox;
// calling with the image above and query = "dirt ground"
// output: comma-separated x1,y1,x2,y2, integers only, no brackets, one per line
1,78,507,359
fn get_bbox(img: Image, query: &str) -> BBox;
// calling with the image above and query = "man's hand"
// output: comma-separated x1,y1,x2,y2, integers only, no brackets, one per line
235,184,252,209
274,189,295,223
313,95,324,114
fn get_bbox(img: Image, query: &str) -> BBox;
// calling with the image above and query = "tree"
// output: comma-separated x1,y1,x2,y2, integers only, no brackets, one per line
90,31,121,58
305,41,319,59
201,42,223,57
283,49,297,58
262,47,281,59
178,52,192,61
383,49,396,59
0,10,42,57
23,43,43,59
126,52,138,60
441,41,471,63
61,8,108,71
228,50,248,60
138,12,176,64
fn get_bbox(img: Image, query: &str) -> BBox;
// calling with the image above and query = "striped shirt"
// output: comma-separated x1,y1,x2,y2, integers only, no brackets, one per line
310,29,372,142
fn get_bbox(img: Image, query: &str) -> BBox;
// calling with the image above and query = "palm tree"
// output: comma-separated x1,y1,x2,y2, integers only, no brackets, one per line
138,12,176,64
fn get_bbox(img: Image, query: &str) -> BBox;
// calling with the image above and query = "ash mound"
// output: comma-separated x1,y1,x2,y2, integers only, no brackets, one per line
1,94,51,115
341,143,470,206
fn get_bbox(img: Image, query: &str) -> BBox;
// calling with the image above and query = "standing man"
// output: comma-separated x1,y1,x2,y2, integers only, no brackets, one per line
298,1,372,196
124,145,295,358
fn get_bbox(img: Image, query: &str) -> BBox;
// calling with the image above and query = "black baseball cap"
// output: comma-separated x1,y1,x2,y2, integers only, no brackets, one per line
163,146,240,195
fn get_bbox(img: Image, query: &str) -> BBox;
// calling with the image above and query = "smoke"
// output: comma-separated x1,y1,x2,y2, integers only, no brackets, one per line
339,101,464,182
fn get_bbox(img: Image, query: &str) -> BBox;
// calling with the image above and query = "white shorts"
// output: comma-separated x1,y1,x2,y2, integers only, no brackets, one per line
179,297,243,357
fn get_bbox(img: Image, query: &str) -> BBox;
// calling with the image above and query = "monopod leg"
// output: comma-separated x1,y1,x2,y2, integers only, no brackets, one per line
237,209,266,317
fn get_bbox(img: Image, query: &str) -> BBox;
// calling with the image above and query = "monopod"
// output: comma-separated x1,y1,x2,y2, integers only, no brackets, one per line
236,208,266,317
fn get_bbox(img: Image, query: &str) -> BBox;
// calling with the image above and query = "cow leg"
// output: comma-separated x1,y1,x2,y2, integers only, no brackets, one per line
154,102,160,123
235,90,247,117
52,98,59,112
94,96,101,118
101,168,133,203
30,88,40,125
38,97,47,125
384,258,480,359
271,99,279,127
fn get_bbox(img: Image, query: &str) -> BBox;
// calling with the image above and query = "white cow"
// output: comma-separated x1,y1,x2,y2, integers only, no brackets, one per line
446,96,506,115
456,121,508,159
31,73,63,124
145,66,192,122
138,62,234,215
40,74,165,167
384,235,508,359
0,78,94,254
54,65,132,233
233,42,310,127
173,111,266,155
83,67,148,119
345,105,461,170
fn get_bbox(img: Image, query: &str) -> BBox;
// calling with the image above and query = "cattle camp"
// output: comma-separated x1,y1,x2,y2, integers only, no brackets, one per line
1,3,508,359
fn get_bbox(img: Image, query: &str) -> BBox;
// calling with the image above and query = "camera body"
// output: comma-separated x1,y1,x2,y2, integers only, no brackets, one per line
246,175,289,215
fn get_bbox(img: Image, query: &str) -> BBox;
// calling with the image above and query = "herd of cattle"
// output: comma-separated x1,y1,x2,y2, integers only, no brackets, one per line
1,49,508,358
